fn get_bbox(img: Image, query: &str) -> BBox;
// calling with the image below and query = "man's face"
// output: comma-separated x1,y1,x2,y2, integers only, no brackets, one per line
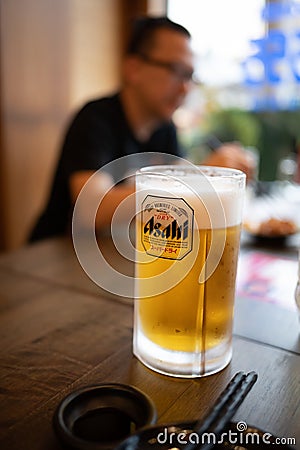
133,28,195,121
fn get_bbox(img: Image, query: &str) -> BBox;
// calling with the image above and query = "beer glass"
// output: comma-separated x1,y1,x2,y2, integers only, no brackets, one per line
134,165,246,377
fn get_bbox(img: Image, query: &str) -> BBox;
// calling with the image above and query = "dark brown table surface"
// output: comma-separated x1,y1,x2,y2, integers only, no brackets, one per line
0,233,299,449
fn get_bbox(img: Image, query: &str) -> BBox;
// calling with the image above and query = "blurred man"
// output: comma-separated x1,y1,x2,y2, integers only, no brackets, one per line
30,16,254,241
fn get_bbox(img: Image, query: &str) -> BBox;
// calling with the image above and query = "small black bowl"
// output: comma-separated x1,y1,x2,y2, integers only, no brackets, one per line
53,383,157,450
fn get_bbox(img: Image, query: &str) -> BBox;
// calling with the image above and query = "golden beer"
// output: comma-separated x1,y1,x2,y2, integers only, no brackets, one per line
133,165,245,377
135,223,241,353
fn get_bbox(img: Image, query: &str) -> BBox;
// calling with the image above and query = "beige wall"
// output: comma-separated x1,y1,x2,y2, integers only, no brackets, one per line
0,0,122,249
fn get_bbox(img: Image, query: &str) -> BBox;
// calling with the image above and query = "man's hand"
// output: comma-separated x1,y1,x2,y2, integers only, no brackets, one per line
202,143,257,181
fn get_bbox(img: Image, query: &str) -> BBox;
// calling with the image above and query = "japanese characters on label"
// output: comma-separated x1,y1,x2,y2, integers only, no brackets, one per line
141,195,194,260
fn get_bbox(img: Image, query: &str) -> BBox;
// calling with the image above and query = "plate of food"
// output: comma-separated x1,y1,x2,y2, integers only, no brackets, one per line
243,217,298,239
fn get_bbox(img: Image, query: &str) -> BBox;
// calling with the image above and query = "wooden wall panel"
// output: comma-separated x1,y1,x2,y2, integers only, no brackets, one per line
0,0,122,249
120,0,149,54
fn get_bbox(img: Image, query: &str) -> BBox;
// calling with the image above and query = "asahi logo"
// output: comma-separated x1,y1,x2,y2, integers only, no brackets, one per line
144,216,189,240
141,195,194,260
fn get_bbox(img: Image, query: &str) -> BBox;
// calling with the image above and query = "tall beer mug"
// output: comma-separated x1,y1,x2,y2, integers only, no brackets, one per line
134,165,246,378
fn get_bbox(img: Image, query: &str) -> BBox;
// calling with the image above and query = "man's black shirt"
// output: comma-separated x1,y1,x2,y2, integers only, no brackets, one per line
29,93,180,241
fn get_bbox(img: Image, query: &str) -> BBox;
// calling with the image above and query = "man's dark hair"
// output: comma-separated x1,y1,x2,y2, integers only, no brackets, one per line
126,16,191,56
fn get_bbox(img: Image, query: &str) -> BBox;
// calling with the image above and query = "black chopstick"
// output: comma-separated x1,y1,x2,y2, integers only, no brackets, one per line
204,135,223,151
184,371,258,450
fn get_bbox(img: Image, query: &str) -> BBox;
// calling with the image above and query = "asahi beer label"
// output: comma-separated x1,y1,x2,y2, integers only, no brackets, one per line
141,195,194,260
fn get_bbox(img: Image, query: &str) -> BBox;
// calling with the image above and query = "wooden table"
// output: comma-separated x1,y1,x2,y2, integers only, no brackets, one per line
0,233,299,449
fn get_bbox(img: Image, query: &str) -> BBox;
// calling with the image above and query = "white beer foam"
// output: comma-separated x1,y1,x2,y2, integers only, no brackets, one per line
136,170,245,229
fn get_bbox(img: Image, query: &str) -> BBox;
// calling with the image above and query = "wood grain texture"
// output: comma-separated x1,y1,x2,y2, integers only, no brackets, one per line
0,238,299,449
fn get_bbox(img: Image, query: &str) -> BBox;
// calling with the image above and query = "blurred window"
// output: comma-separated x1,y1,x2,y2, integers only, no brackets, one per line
168,0,300,111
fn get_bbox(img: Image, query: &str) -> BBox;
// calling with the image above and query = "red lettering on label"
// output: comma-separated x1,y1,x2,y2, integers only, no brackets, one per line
156,214,171,220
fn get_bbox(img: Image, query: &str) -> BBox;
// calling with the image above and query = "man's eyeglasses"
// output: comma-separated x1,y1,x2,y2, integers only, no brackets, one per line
137,53,197,84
